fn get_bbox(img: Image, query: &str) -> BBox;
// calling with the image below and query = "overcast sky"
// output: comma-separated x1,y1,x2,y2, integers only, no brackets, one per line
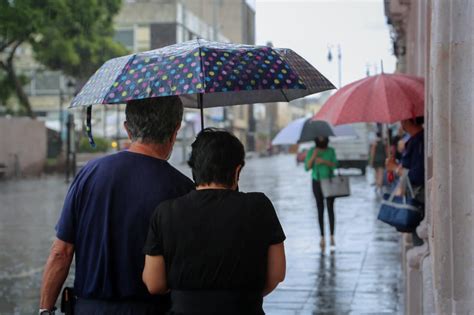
255,0,396,88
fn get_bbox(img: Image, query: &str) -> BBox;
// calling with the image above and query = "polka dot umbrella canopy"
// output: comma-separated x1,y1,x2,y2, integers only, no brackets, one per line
70,39,335,146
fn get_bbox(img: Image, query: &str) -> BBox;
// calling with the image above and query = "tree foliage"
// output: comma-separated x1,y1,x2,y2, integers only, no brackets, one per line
0,0,127,117
0,0,47,117
32,0,127,82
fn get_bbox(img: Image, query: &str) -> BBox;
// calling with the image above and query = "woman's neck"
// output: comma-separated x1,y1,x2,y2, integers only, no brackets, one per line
196,183,236,190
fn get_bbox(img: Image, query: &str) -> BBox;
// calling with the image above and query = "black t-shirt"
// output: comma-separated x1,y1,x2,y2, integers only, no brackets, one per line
143,189,286,292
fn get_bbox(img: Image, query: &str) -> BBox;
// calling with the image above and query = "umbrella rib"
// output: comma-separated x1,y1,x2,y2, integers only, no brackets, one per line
331,79,370,125
196,38,208,96
382,74,399,123
104,54,139,104
280,89,290,102
391,76,418,118
378,75,391,124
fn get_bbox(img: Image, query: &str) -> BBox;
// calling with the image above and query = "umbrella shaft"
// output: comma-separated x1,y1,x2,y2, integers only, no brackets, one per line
198,93,204,130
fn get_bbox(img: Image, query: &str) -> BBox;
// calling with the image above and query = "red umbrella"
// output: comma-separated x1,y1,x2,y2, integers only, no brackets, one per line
314,73,424,125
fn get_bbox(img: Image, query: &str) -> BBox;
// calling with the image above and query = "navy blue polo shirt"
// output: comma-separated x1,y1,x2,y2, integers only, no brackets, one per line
401,130,424,187
56,151,194,300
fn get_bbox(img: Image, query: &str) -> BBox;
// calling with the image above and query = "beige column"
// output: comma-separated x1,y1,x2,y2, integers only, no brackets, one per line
429,0,474,313
404,2,431,314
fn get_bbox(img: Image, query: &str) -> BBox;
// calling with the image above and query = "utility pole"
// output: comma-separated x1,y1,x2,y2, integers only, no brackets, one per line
212,0,229,130
59,87,64,148
65,113,75,183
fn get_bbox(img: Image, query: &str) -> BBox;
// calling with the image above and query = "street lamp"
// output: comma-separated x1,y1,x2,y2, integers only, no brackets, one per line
327,44,342,88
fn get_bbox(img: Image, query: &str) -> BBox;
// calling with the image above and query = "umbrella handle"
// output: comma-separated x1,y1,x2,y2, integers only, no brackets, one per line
198,93,204,130
385,124,394,183
86,106,96,148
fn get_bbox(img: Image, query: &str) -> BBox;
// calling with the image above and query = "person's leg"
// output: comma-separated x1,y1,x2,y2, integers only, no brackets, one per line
312,180,325,236
376,167,384,188
327,197,335,247
327,197,335,235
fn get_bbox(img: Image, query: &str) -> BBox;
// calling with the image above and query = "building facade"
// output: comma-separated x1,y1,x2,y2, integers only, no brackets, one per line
92,0,256,149
4,0,256,148
385,0,473,313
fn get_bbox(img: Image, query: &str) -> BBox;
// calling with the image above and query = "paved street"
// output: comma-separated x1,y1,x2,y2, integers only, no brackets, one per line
0,154,402,314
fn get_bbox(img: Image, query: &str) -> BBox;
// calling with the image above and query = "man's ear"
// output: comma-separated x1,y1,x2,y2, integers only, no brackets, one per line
235,164,243,182
124,121,133,141
170,122,182,144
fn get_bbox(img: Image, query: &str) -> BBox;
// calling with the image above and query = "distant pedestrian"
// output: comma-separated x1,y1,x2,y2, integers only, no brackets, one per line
39,96,194,315
386,116,425,245
391,126,406,161
142,128,286,315
370,131,388,195
304,136,338,249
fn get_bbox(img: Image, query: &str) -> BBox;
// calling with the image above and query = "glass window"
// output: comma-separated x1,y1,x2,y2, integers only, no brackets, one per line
114,29,134,50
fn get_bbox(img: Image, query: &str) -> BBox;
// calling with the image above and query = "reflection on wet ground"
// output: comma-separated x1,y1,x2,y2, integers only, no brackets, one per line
242,156,403,314
0,154,402,314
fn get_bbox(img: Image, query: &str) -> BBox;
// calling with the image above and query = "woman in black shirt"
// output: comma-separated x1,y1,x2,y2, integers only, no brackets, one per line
143,128,286,315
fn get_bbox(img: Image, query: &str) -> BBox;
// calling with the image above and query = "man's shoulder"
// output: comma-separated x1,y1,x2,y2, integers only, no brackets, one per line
162,164,194,187
82,151,128,168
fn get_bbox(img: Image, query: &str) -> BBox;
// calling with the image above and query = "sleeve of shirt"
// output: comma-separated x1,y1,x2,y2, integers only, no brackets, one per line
402,139,424,187
330,148,338,169
407,143,424,187
55,168,86,244
143,205,165,256
304,147,315,172
260,194,286,245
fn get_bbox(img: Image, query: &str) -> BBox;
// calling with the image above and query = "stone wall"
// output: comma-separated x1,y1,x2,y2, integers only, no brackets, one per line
0,117,47,177
386,0,474,313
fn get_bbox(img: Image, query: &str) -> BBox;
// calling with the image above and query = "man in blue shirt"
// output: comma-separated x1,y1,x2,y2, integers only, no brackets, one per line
39,96,194,315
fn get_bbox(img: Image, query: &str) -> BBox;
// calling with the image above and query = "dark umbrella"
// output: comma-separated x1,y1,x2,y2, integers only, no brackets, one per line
298,120,335,142
272,118,335,145
70,39,335,146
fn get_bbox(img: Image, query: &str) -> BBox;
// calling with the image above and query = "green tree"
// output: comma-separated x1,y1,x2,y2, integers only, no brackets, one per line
0,71,29,114
32,0,127,85
0,0,45,117
0,0,127,118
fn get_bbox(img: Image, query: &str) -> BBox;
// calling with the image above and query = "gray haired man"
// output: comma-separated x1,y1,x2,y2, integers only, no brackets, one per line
39,96,194,315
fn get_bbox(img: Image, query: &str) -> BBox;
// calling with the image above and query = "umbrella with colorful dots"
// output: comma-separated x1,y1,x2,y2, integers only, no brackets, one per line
70,39,335,146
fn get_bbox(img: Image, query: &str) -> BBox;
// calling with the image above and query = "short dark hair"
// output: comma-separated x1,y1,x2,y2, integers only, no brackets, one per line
413,116,424,126
125,96,183,144
314,136,329,149
188,128,245,187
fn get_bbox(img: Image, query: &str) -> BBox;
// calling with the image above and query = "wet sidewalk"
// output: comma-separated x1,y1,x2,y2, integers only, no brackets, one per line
0,154,402,314
239,155,403,314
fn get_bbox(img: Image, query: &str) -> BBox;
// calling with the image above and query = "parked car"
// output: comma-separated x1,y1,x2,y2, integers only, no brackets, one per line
329,123,371,175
